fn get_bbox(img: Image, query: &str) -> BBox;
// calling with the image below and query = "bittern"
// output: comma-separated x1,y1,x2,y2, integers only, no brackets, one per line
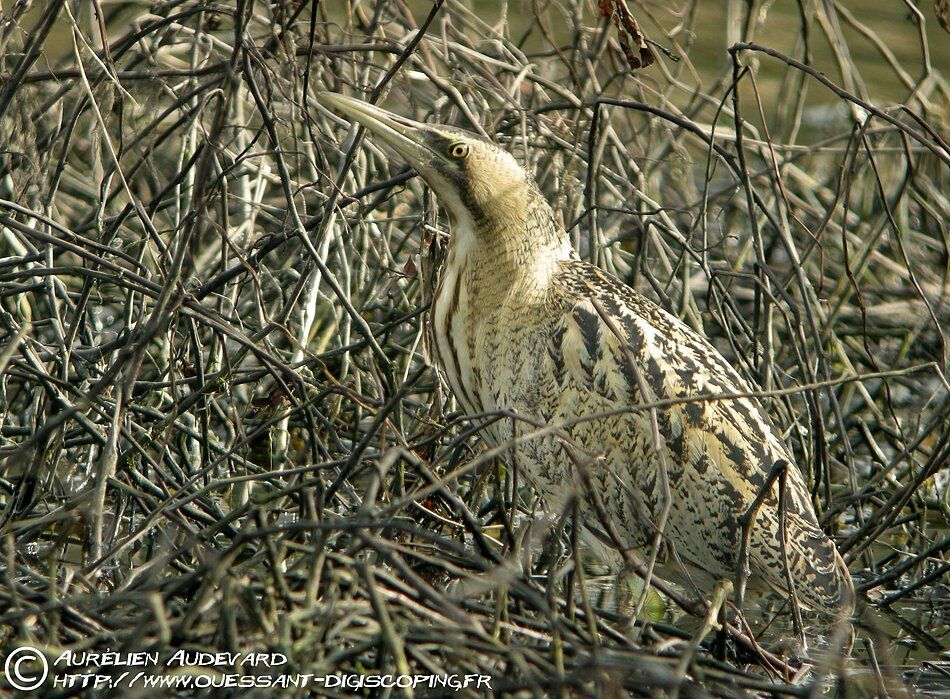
321,92,854,615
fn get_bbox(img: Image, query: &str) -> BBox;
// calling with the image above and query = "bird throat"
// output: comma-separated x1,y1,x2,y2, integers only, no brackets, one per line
446,186,571,298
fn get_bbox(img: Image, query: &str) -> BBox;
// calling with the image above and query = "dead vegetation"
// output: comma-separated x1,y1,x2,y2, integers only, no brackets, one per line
0,0,947,695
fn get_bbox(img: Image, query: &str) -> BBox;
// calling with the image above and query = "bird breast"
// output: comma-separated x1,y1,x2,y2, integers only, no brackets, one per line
430,233,555,440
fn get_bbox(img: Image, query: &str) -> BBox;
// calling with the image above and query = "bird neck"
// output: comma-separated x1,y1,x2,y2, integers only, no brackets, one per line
450,185,572,295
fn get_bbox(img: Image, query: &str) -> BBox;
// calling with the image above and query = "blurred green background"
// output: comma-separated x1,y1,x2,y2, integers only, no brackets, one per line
30,0,949,110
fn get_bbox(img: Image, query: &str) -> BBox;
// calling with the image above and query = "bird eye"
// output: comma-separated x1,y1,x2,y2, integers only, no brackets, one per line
448,142,470,159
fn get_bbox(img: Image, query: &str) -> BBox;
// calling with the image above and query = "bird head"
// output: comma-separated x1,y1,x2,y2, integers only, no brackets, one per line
320,92,532,235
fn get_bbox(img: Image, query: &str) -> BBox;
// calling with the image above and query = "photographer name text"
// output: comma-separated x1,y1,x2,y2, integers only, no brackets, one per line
54,650,286,668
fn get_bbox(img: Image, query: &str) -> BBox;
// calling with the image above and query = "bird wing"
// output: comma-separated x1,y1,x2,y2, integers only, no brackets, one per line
548,260,800,508
546,261,857,612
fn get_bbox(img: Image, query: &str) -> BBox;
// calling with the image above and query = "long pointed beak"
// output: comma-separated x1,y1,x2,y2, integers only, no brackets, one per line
319,92,435,169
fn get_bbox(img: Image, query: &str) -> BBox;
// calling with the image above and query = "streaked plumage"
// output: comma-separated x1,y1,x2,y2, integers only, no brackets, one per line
321,92,854,615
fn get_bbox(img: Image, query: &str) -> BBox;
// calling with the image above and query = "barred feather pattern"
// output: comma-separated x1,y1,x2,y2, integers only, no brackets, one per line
430,200,853,615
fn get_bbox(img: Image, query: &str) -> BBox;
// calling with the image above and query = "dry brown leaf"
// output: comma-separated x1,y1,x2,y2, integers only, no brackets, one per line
598,0,656,69
936,0,949,33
